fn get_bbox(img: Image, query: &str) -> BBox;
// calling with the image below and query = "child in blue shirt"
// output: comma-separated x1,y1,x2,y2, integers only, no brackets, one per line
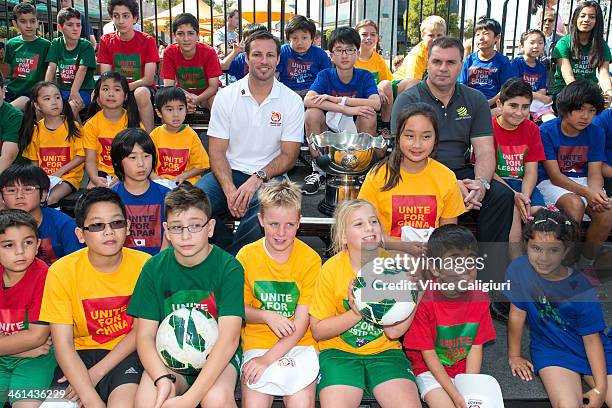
110,128,170,255
459,18,517,108
220,23,267,83
302,27,380,194
536,79,612,280
0,163,82,265
591,108,612,195
277,15,332,97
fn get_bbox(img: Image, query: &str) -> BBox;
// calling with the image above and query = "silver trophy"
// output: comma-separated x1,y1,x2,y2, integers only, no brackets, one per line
307,131,388,216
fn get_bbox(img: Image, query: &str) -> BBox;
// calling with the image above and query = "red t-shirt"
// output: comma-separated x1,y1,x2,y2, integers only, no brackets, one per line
493,117,546,179
160,42,222,95
97,30,159,83
404,288,496,378
0,258,48,335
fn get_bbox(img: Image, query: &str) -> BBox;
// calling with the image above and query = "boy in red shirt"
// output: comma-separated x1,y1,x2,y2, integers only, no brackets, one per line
0,209,56,407
97,0,159,133
161,13,222,111
404,225,496,408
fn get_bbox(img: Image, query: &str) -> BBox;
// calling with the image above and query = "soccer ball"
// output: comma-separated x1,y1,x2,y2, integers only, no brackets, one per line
352,262,418,326
156,307,219,375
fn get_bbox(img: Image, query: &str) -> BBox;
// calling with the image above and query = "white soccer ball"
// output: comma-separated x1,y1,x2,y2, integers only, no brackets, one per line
155,307,219,375
352,263,418,326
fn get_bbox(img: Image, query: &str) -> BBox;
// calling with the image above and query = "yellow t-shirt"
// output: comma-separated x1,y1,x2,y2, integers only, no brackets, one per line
237,238,321,351
22,119,85,189
309,250,401,354
82,110,129,176
355,52,393,84
39,247,151,350
150,125,210,185
358,158,465,238
393,41,427,80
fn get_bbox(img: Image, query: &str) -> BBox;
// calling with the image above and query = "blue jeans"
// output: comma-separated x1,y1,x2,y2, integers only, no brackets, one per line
196,170,277,255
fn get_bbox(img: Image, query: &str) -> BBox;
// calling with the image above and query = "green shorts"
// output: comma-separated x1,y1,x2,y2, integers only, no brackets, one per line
181,348,242,386
391,79,403,99
317,348,415,396
0,349,57,404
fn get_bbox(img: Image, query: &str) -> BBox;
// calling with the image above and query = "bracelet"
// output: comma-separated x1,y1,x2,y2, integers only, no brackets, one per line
153,373,176,387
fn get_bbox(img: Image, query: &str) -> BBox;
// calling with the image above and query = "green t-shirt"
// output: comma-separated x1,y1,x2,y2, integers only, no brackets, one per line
127,245,245,323
552,34,612,94
45,37,96,91
0,101,27,163
5,36,51,96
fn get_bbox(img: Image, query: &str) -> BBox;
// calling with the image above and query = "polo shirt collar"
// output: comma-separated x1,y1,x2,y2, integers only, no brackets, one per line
238,75,281,100
419,79,461,105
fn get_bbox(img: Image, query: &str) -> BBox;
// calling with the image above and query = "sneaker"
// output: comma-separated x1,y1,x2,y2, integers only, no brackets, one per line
302,172,325,195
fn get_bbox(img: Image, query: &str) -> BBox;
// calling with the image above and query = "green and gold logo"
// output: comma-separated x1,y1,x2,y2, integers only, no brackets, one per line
456,106,468,117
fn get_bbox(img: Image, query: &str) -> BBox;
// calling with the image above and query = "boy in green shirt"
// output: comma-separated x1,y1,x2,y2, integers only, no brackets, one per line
44,7,96,118
5,2,51,111
128,183,244,408
0,72,25,173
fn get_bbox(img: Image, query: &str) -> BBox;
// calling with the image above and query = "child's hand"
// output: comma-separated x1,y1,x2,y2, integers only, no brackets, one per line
172,175,187,185
311,94,337,105
514,192,531,222
69,90,85,110
12,336,52,358
508,356,534,381
450,392,468,408
263,310,295,338
344,105,377,118
242,355,272,385
585,188,609,209
582,387,605,408
153,376,175,408
347,280,363,317
378,90,389,105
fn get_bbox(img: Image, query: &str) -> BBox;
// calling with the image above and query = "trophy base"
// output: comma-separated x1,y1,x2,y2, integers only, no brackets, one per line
318,174,362,216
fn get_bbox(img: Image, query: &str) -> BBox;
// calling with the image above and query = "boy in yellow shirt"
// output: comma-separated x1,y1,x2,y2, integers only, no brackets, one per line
237,180,321,407
150,86,209,186
39,187,151,407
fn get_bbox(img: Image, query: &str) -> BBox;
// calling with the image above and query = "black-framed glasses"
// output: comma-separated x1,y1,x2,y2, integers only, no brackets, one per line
1,186,40,195
166,218,211,235
82,220,128,232
331,48,357,56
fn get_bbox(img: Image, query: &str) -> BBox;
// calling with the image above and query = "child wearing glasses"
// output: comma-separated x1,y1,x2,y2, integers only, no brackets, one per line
39,187,151,407
0,163,81,265
128,183,245,408
302,26,381,195
110,128,170,255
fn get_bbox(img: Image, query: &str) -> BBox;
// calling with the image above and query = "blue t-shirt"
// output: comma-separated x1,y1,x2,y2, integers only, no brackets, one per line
310,68,379,99
505,256,612,374
277,44,332,92
38,206,82,266
538,117,607,180
226,52,248,80
459,51,517,100
112,181,170,255
511,56,547,92
591,108,612,165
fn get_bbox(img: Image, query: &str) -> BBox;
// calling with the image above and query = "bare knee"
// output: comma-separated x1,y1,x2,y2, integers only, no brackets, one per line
133,87,151,105
201,389,235,408
305,107,325,123
556,194,585,221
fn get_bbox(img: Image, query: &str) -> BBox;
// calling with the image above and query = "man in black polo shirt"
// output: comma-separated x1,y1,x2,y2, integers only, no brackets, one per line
391,36,514,243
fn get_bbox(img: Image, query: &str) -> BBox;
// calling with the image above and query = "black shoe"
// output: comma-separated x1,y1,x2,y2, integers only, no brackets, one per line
302,172,325,195
490,301,510,322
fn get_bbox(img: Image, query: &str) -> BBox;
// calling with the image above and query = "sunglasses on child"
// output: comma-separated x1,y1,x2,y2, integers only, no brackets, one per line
82,220,128,232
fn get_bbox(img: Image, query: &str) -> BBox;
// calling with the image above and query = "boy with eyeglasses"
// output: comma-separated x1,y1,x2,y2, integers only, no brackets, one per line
302,26,380,195
128,183,245,408
0,163,82,266
39,187,150,407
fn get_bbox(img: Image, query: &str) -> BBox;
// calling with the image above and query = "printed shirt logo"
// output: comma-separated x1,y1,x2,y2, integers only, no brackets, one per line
125,204,162,249
521,72,541,91
113,53,142,81
269,111,282,127
434,322,479,366
496,144,528,178
287,58,314,84
177,66,206,92
38,237,59,266
339,299,383,348
59,56,78,84
163,290,219,319
99,137,114,167
13,52,39,78
82,295,133,344
157,147,189,177
332,90,358,98
0,308,27,335
40,146,71,174
390,195,438,237
557,145,588,174
468,66,497,86
254,281,300,318
455,106,471,120
574,54,594,76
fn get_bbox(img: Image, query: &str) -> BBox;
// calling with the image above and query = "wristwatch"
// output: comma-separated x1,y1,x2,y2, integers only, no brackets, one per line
154,373,176,386
254,169,268,182
478,178,491,190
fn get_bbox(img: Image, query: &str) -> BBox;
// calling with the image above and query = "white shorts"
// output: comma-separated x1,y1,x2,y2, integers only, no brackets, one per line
415,371,454,400
242,345,319,396
537,177,588,207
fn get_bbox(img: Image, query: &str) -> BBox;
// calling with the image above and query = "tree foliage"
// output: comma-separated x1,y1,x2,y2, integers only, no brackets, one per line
404,0,460,45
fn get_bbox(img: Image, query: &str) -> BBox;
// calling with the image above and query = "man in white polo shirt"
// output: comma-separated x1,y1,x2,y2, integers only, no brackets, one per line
196,30,304,255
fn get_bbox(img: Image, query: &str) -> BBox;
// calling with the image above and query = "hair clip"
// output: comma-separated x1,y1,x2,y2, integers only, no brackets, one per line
533,218,559,225
544,204,560,213
527,216,534,221
565,220,572,226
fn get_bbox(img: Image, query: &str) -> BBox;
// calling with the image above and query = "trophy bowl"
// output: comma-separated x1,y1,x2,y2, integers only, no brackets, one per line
307,131,388,216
